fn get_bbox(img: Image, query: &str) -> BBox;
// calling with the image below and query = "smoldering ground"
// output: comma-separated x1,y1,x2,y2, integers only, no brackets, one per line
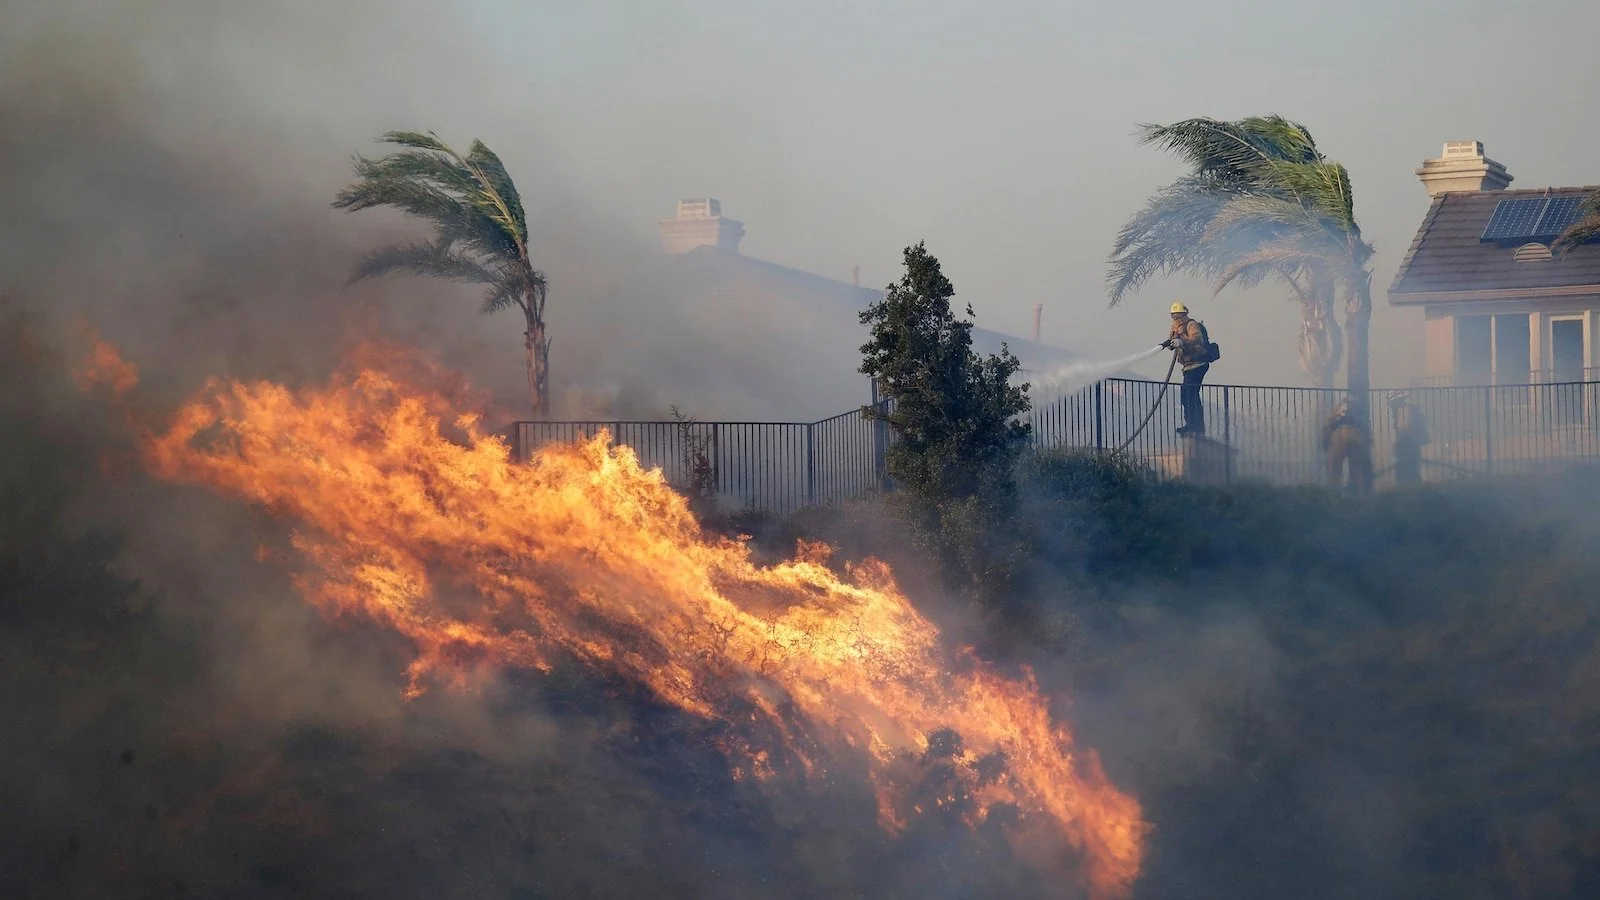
1005,459,1600,899
760,459,1600,898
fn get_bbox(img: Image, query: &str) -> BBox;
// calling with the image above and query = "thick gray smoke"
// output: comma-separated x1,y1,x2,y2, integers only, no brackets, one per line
0,0,874,424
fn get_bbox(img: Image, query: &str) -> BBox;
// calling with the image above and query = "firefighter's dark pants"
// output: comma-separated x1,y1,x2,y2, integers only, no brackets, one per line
1180,364,1209,434
1394,441,1423,486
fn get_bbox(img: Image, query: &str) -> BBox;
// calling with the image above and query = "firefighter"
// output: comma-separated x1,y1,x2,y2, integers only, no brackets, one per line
1162,303,1215,435
1389,391,1429,487
1321,398,1372,495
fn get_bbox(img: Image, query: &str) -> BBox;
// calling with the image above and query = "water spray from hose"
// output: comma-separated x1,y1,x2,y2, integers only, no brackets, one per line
1022,344,1181,451
1026,344,1169,394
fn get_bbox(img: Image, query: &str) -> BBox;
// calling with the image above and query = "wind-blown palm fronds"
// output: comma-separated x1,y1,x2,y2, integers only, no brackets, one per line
335,131,551,415
1554,190,1600,254
1108,116,1374,399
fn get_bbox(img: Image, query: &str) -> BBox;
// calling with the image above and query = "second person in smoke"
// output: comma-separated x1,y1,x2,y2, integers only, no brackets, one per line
1163,303,1215,435
1389,391,1429,486
1321,398,1372,495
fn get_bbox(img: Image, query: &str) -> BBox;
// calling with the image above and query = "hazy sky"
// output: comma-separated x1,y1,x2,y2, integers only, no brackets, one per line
453,0,1599,385
7,0,1598,394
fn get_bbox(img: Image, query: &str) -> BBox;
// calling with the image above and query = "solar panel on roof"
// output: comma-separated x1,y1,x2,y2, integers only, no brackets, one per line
1481,194,1592,243
1481,198,1547,242
1534,196,1585,237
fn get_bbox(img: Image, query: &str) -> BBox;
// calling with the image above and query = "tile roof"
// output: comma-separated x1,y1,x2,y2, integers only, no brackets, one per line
1388,187,1600,304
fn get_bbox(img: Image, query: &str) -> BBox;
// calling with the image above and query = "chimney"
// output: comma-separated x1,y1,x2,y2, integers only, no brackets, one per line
658,198,745,254
1032,304,1042,344
1416,141,1513,197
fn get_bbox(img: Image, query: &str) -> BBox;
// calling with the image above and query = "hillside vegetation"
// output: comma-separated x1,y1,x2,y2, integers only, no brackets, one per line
748,449,1600,899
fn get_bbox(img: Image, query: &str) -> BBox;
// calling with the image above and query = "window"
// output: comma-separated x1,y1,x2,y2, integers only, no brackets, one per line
1454,314,1535,384
1551,318,1585,382
1455,315,1491,381
1494,314,1531,383
1549,318,1587,428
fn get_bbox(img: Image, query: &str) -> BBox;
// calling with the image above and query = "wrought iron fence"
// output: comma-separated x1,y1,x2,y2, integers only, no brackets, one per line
1028,378,1600,488
507,378,1600,513
509,405,891,516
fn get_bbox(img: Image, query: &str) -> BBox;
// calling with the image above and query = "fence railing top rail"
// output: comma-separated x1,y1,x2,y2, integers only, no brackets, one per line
509,418,826,428
1100,376,1600,392
509,404,889,431
508,377,1600,432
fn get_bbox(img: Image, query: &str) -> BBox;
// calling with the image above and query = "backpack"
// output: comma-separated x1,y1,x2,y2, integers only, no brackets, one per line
1393,404,1429,445
1195,320,1222,364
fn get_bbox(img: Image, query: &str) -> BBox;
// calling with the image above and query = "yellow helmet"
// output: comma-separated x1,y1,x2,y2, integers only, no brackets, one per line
1170,302,1189,314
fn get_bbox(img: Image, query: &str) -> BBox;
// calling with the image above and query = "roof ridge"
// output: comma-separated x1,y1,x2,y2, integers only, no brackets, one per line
1466,185,1600,195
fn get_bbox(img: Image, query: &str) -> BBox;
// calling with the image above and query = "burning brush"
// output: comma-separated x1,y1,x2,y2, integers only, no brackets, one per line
80,336,1148,898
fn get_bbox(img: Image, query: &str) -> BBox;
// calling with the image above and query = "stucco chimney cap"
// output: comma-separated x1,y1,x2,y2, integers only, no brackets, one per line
1441,140,1485,159
1416,141,1513,196
675,198,722,219
658,198,744,253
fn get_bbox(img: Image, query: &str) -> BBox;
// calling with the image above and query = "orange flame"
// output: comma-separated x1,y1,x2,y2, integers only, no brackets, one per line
71,318,139,396
138,346,1147,897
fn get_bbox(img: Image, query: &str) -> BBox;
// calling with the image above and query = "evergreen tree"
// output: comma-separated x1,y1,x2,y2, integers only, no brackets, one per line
859,243,1031,594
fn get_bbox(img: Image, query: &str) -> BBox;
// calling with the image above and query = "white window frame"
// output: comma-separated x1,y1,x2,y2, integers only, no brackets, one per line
1547,314,1589,378
1453,313,1536,383
1491,313,1533,383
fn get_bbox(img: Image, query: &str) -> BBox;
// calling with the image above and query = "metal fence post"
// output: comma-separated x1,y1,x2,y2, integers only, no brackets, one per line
1094,381,1104,452
710,423,721,492
1222,386,1233,483
869,378,889,492
875,415,889,492
1482,387,1494,475
805,422,816,507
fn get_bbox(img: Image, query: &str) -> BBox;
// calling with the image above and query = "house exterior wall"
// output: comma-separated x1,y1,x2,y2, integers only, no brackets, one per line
1419,294,1600,381
1423,312,1454,379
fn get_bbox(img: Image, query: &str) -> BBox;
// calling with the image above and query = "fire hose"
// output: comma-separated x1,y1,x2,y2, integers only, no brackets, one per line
1114,347,1179,453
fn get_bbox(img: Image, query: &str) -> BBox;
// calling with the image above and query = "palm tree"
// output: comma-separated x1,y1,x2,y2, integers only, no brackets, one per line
334,131,550,416
1108,116,1372,398
1554,190,1600,253
1289,274,1343,389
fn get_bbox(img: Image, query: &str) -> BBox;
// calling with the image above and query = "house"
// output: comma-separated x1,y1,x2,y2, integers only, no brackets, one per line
1388,141,1600,386
652,199,1094,419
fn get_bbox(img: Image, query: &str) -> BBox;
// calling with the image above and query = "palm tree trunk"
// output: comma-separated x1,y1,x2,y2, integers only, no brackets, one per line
1298,297,1342,389
1287,275,1341,389
536,332,550,415
1343,273,1373,494
524,313,548,418
1343,273,1372,408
